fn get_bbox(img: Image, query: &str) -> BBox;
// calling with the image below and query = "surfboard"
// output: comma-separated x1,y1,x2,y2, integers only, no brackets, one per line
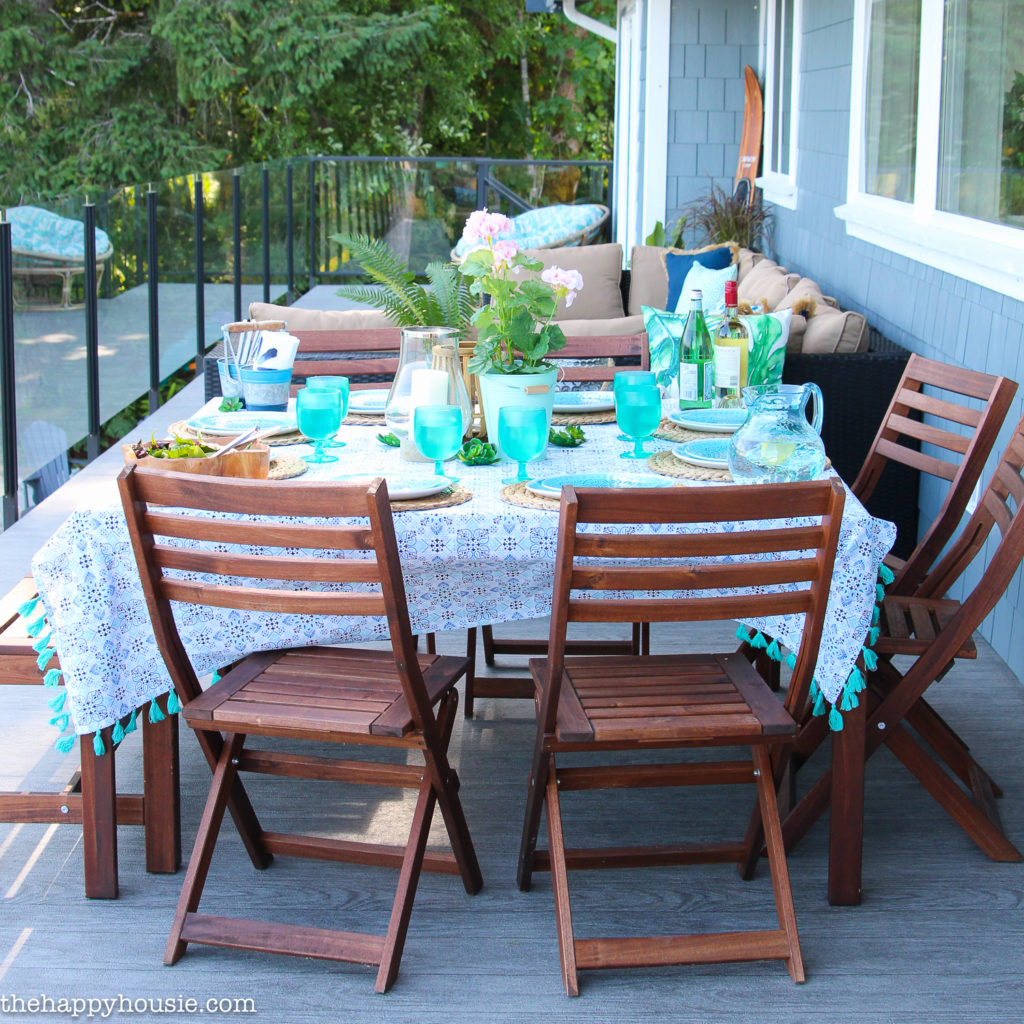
734,65,763,207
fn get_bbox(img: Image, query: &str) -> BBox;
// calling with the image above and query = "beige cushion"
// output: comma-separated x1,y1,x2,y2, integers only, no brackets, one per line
626,242,738,316
247,302,392,332
786,313,808,352
736,263,795,311
736,248,766,283
800,308,869,354
521,243,624,321
555,314,646,337
774,277,826,314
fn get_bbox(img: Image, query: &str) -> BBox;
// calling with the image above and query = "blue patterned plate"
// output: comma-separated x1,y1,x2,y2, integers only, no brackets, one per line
668,408,748,433
551,391,616,413
330,473,450,500
672,439,730,469
526,472,671,498
347,391,389,414
186,410,298,435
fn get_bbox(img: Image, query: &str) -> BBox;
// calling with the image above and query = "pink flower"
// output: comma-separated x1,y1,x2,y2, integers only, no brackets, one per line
491,239,520,270
462,208,514,245
541,265,585,307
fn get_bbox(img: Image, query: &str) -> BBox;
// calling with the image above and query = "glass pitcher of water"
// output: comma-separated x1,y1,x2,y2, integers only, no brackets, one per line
727,383,826,484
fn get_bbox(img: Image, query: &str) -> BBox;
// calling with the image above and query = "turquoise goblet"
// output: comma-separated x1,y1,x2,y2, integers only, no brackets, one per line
296,387,342,464
614,370,658,440
306,375,350,447
616,385,661,460
413,405,463,481
497,406,548,484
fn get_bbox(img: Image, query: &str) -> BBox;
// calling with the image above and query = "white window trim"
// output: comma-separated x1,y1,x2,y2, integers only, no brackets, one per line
837,0,1024,301
756,0,802,210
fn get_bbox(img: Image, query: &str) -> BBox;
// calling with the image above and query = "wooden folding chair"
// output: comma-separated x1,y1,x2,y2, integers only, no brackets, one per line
118,466,482,992
517,479,846,994
467,332,651,718
783,414,1024,865
851,354,1016,595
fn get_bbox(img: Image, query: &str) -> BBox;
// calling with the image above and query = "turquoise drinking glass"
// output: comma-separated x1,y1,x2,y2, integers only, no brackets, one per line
498,406,548,484
306,375,350,447
614,370,659,440
616,385,661,460
296,387,342,464
413,405,463,481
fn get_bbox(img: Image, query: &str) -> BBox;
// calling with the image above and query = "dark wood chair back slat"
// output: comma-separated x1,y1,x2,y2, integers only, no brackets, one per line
852,352,1017,595
552,333,649,383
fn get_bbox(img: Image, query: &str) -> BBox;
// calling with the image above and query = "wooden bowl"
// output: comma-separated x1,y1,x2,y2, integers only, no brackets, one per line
122,441,270,479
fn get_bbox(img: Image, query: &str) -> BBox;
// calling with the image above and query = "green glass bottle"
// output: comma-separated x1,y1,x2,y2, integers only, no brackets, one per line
678,289,713,410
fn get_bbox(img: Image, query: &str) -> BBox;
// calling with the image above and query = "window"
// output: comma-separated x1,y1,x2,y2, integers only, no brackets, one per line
838,0,1024,300
758,0,802,208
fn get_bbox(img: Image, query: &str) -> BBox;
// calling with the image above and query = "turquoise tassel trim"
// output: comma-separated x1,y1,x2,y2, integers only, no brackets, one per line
49,713,69,731
112,720,126,745
809,681,820,702
872,605,880,625
166,691,181,714
846,666,866,694
766,638,782,661
25,614,46,638
879,563,895,585
784,652,797,670
125,710,138,735
211,670,222,685
35,647,55,671
43,668,61,688
17,596,39,618
876,582,885,602
55,734,75,754
812,690,826,717
840,686,859,712
47,691,66,712
735,625,752,643
93,733,105,756
31,632,52,654
862,647,878,672
749,630,768,650
867,626,880,647
828,705,844,731
148,699,166,724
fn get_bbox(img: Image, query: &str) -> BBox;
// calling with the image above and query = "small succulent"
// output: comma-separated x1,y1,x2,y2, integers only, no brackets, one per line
548,425,586,447
456,438,499,465
377,432,401,447
219,397,244,412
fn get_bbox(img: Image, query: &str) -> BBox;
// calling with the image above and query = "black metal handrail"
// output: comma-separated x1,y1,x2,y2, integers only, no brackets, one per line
0,154,612,527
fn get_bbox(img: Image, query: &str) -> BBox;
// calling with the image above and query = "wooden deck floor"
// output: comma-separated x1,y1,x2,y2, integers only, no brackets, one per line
0,378,1021,1021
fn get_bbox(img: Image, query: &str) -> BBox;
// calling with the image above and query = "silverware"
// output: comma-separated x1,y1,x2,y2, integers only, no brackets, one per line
212,426,258,457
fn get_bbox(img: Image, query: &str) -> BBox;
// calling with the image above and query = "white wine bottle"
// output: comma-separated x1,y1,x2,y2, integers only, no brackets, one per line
714,279,749,408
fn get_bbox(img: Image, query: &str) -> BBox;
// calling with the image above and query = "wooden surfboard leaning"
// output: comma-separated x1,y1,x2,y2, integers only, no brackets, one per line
734,65,763,208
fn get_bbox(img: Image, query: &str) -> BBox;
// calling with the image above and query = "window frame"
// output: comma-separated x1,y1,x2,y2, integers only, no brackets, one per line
757,0,802,209
836,0,1024,301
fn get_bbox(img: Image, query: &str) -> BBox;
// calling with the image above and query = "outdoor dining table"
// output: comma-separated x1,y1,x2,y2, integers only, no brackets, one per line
30,396,896,905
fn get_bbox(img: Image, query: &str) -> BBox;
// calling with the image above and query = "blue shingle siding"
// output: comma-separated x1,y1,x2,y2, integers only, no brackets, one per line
661,0,1024,673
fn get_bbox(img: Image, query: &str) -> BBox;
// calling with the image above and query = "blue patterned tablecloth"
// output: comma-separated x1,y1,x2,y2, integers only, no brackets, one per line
31,399,896,735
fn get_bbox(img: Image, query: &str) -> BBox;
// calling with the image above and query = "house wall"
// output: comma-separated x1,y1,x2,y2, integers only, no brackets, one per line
665,0,761,237
769,0,1024,673
661,0,1024,676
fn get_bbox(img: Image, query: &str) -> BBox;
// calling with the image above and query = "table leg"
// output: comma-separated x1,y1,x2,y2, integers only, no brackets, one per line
143,707,181,875
80,727,118,899
828,694,865,905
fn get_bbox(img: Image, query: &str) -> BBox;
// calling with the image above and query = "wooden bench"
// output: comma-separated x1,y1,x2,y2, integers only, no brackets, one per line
0,578,180,898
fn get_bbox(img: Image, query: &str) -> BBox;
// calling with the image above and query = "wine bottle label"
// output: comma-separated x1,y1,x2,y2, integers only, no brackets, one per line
714,345,741,389
679,361,712,402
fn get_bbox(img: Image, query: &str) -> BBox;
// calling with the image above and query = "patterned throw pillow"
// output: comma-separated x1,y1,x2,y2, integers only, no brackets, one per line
643,305,791,392
674,262,738,318
664,243,736,312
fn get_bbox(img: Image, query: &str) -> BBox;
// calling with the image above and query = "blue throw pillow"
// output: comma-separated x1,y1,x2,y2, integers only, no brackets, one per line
664,244,735,312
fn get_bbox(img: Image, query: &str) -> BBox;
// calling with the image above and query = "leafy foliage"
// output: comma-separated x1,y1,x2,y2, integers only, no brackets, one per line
332,232,476,330
548,424,586,447
681,181,773,252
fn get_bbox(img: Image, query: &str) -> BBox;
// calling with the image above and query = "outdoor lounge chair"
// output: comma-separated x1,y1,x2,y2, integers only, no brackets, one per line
451,203,609,261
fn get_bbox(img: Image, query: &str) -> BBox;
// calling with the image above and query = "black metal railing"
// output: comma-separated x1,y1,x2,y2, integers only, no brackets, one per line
0,155,611,527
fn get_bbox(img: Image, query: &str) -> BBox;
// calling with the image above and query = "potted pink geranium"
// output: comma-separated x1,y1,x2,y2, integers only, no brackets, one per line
457,209,584,448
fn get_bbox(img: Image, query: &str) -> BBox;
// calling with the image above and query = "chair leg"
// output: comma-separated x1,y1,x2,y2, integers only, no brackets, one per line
464,627,477,719
544,759,579,997
481,624,496,666
753,746,805,983
517,744,553,892
376,780,438,993
80,726,118,900
165,733,246,966
425,632,436,656
143,708,181,875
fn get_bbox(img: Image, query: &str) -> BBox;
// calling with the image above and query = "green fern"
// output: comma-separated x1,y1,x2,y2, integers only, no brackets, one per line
332,232,476,330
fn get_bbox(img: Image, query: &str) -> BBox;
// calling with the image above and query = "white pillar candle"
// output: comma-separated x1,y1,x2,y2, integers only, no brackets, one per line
410,368,449,407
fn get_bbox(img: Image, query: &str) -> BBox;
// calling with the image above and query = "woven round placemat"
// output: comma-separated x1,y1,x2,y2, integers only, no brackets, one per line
345,413,386,426
652,418,721,444
391,483,473,512
550,410,618,426
499,481,560,510
169,420,308,447
647,448,732,482
267,455,308,480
